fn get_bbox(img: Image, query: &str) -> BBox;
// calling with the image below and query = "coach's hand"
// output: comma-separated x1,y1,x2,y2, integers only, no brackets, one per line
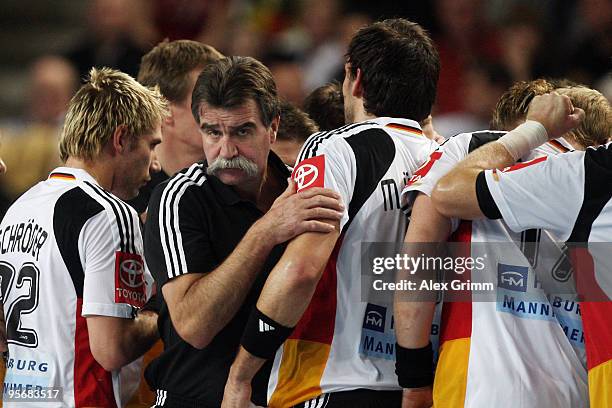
527,93,585,139
254,179,344,246
402,387,433,408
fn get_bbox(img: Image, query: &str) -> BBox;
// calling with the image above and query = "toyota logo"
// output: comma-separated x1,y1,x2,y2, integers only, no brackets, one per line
120,259,144,288
294,164,319,190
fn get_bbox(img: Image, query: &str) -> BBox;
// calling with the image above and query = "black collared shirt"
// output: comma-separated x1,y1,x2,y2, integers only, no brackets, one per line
144,152,290,406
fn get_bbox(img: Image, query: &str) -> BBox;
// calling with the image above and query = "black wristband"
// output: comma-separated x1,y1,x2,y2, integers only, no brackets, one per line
395,342,434,388
241,307,294,359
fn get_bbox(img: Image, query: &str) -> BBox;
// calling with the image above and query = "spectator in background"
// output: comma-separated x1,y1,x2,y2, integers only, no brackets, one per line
303,81,344,131
264,51,306,107
433,0,501,114
565,0,612,87
498,5,550,82
273,101,318,166
65,0,145,79
127,39,223,216
435,59,512,137
0,56,78,204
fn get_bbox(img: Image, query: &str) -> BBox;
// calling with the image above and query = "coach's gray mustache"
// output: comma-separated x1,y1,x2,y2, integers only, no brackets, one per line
207,156,259,177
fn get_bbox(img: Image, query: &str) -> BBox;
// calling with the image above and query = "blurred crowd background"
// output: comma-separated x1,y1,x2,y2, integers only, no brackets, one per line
0,0,610,215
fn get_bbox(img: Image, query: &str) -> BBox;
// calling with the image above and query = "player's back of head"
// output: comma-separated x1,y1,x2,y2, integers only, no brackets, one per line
191,56,281,127
59,67,168,163
278,101,318,143
490,79,556,131
138,40,223,103
303,81,345,131
345,18,440,122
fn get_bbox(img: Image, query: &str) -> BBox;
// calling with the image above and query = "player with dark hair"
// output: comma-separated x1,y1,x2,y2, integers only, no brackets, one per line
223,18,440,408
303,81,345,131
273,101,319,166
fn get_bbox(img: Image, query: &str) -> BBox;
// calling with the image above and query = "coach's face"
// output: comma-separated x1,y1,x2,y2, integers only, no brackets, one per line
199,99,279,187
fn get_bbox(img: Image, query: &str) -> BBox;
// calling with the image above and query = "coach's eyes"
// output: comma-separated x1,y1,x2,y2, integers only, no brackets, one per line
236,128,251,137
206,129,222,138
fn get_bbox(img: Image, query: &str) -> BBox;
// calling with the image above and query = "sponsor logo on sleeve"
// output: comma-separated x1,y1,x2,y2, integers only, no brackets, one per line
408,151,443,186
115,252,146,308
292,155,325,192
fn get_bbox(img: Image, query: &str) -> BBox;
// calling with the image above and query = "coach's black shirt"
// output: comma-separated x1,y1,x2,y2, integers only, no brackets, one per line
144,152,290,406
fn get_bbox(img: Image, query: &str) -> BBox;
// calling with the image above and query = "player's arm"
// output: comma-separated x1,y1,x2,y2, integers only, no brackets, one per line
81,209,159,371
222,228,340,407
395,193,451,408
158,181,343,349
432,93,584,220
87,310,157,371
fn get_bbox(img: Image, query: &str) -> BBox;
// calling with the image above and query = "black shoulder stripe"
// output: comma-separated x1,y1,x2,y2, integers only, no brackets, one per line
468,131,506,153
98,186,137,254
343,127,396,233
159,164,206,278
568,146,612,242
299,122,377,162
54,187,104,297
84,181,134,253
298,131,327,164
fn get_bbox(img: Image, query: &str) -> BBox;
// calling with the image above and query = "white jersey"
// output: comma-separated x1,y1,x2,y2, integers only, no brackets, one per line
480,143,612,408
401,132,589,408
266,117,438,407
0,167,150,407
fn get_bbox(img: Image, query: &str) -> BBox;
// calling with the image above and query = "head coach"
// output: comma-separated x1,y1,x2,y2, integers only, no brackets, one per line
143,56,345,407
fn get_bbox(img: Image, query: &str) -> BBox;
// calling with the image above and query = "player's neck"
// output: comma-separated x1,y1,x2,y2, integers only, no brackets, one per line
156,135,204,176
64,157,113,191
350,107,376,124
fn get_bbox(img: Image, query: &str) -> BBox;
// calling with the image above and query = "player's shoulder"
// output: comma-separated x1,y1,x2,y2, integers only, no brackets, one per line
463,130,506,153
78,179,139,224
583,142,612,170
297,121,385,162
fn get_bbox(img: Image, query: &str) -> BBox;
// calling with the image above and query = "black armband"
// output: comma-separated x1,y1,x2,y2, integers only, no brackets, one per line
241,307,294,359
395,342,434,388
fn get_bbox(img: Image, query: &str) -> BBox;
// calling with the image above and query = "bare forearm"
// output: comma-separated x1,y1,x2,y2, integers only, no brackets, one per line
119,310,159,364
257,230,339,326
433,142,513,219
395,194,450,348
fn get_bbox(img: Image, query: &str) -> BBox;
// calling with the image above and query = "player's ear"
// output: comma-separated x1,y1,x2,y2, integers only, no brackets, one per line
269,115,280,144
163,105,176,128
352,68,364,98
111,125,129,155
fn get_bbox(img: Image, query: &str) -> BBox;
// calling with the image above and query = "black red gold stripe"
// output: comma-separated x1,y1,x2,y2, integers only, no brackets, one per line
386,123,423,136
49,172,76,181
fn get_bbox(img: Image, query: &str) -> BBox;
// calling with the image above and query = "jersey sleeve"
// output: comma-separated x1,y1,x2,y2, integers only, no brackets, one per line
479,150,586,240
144,179,218,288
292,139,354,230
81,209,146,318
401,134,471,211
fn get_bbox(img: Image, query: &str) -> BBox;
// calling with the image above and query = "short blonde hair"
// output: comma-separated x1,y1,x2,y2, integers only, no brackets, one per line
59,67,169,162
557,86,611,148
490,79,555,131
